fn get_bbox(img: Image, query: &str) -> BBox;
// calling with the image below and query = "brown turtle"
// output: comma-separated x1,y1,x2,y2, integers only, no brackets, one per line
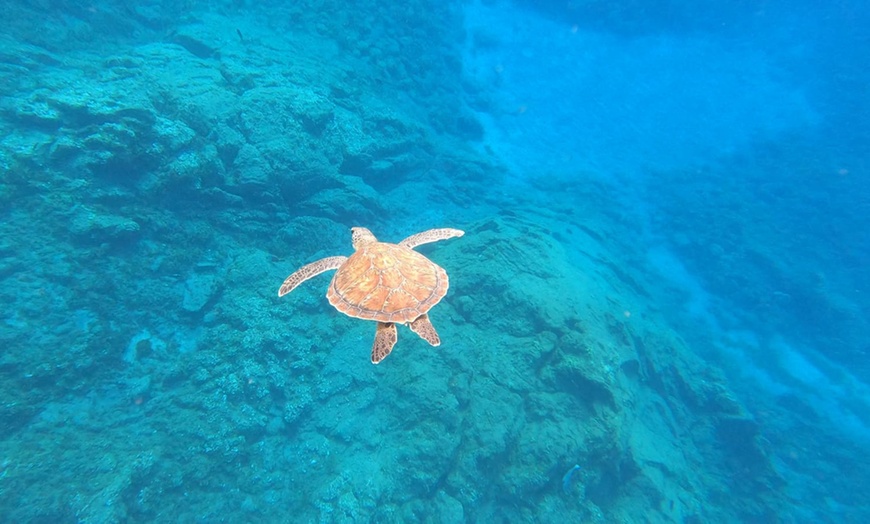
278,227,464,363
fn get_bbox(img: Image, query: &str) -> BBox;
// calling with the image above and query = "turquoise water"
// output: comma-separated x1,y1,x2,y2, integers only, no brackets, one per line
1,0,867,522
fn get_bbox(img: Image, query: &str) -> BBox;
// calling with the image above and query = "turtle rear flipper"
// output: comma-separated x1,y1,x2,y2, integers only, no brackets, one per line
409,314,440,347
372,322,398,364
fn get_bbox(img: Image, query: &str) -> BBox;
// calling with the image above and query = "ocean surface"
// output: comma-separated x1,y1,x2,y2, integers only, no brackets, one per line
1,0,868,522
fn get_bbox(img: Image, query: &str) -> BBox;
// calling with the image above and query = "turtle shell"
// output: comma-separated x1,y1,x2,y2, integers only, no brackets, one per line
326,242,449,323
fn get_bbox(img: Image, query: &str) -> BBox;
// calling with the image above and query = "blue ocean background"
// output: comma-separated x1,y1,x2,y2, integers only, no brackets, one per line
1,0,868,522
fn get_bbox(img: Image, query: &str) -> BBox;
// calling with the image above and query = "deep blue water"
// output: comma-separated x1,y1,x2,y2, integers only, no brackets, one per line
1,0,868,522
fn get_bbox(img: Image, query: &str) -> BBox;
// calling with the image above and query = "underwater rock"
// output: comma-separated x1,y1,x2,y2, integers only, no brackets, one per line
0,40,60,71
277,216,347,256
337,491,362,521
127,3,166,29
213,123,244,171
283,390,313,426
434,491,464,522
299,175,383,221
40,78,154,129
288,88,335,135
551,354,616,409
0,240,21,280
152,116,197,154
182,271,220,313
337,104,424,179
124,329,166,363
455,111,485,141
199,187,245,206
235,86,344,199
46,116,154,182
172,29,220,60
12,96,61,130
47,134,83,164
78,122,143,178
20,73,159,182
357,151,424,188
715,415,762,458
69,206,140,243
231,144,270,188
134,143,222,196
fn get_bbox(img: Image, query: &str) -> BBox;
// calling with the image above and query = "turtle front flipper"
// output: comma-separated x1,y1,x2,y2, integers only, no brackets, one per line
372,322,398,364
278,256,347,297
398,228,464,249
409,314,441,347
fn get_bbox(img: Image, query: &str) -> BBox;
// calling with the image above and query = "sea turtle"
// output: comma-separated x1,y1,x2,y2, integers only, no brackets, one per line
278,227,464,364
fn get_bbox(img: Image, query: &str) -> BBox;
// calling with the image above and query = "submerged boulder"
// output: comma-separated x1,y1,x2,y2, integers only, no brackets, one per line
69,206,140,244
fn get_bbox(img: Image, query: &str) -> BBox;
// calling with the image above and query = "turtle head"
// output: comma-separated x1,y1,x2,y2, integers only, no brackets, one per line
351,227,378,249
